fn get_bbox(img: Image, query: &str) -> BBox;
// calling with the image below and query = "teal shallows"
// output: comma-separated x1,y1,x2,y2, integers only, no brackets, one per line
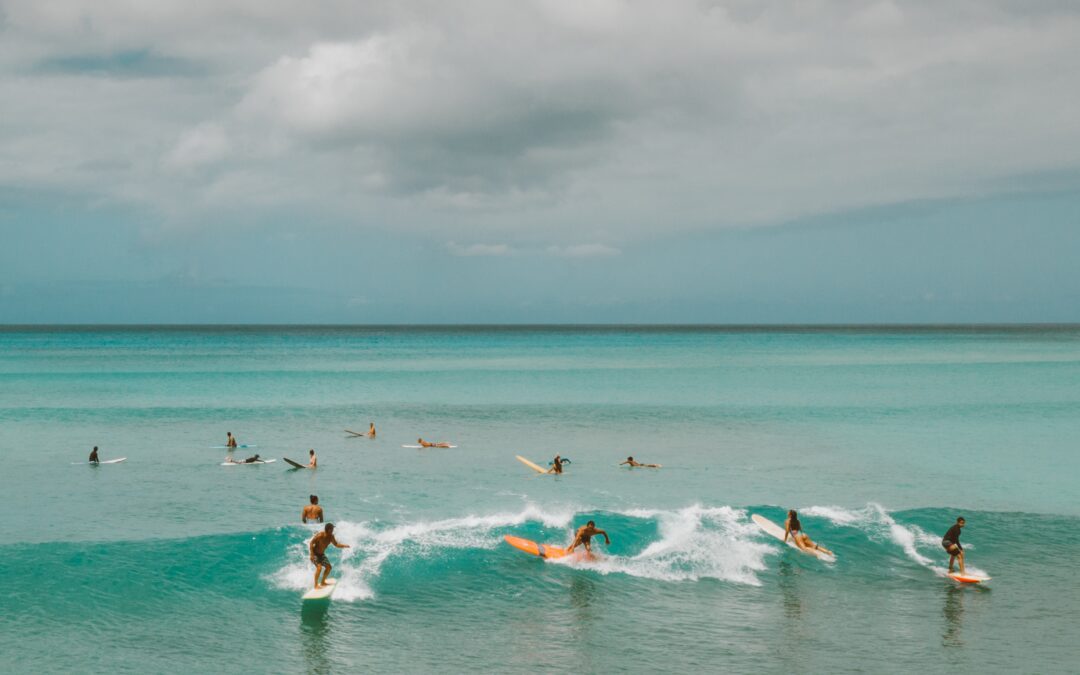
0,326,1077,673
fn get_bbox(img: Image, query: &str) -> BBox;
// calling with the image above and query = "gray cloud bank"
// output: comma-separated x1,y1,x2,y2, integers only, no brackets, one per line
3,0,1080,244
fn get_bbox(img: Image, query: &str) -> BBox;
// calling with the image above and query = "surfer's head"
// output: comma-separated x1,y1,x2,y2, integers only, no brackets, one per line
309,449,315,456
324,523,334,533
586,520,595,528
627,456,633,461
957,517,966,526
310,495,318,504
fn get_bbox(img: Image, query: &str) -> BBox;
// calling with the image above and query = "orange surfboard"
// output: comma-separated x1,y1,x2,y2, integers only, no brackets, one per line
947,572,991,584
503,534,570,559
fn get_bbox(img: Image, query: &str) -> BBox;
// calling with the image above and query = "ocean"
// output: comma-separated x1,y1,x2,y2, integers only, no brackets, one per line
0,325,1077,673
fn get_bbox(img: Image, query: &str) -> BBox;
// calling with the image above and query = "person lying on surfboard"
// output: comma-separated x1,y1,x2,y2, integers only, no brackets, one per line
310,523,349,589
89,446,100,464
942,516,966,574
566,521,610,556
783,510,834,556
226,432,238,449
620,456,660,468
549,455,565,474
307,449,318,468
417,438,452,448
302,495,324,524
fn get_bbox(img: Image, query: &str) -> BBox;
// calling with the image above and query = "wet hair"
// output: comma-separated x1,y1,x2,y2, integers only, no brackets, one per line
310,495,318,504
325,523,334,532
309,449,315,456
93,446,98,451
586,520,595,527
627,456,634,461
957,516,965,524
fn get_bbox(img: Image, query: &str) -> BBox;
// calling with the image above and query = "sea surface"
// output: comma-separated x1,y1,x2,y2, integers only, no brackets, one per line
0,325,1078,673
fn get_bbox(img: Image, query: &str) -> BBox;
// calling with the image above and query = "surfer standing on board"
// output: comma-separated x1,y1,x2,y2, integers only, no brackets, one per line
310,523,349,589
942,517,966,574
566,521,609,556
226,432,237,449
307,449,317,469
784,510,834,556
303,495,324,524
620,456,660,468
89,446,100,464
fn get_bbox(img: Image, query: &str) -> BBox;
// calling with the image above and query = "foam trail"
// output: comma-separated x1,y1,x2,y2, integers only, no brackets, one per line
555,505,771,586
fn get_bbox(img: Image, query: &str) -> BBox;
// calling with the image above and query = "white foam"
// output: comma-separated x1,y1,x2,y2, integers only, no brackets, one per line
554,505,771,586
800,505,866,526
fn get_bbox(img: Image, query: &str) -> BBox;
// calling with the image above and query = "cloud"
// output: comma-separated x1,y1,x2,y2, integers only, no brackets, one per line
446,241,513,257
2,0,1080,243
547,243,621,258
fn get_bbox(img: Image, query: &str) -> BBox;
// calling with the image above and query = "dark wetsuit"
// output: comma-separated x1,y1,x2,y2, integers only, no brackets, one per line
942,524,962,552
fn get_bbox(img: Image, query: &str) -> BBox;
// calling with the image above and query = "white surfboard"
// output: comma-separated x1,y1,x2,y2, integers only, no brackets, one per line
751,514,836,562
221,459,276,466
75,457,127,465
302,578,336,601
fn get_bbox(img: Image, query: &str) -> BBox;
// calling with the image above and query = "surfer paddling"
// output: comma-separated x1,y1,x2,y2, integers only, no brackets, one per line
303,495,324,524
226,432,238,449
309,523,349,589
418,438,452,448
566,521,609,557
942,516,966,574
226,454,262,464
620,456,660,468
89,446,100,464
783,510,834,556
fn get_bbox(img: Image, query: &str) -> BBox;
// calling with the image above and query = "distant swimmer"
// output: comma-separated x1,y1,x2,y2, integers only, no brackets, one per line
784,510,834,557
309,523,349,589
302,495,324,524
418,438,452,448
549,455,565,474
566,520,609,557
89,446,100,464
367,422,376,438
226,432,238,449
942,516,966,574
620,456,660,468
308,449,318,468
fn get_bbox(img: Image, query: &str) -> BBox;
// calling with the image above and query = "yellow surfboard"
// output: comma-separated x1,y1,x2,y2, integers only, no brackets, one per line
515,455,549,474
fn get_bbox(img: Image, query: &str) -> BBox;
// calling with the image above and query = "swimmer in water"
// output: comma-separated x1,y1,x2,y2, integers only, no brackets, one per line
619,456,660,468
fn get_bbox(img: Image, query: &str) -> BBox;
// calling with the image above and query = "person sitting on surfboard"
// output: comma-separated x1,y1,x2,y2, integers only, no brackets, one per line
783,510,834,556
620,456,660,468
942,517,966,574
566,521,610,556
308,449,317,468
549,455,565,474
89,446,100,464
309,523,349,589
367,422,376,438
303,495,324,524
226,432,238,449
418,438,451,448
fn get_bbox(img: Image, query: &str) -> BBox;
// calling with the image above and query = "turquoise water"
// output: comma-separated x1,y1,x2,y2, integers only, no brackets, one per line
1,326,1078,673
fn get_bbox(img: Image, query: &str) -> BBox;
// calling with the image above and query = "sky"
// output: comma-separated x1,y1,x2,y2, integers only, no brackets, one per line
1,0,1079,323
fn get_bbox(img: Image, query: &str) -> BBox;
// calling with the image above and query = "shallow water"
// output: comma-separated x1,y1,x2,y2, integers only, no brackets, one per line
0,326,1077,673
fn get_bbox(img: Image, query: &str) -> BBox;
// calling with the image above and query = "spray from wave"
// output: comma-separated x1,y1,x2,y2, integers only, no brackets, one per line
269,503,772,600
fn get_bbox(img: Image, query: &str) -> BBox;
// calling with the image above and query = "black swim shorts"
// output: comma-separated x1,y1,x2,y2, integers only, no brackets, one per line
312,553,330,567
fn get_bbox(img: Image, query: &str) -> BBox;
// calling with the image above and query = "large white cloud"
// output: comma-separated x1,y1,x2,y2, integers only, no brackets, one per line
2,0,1080,243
